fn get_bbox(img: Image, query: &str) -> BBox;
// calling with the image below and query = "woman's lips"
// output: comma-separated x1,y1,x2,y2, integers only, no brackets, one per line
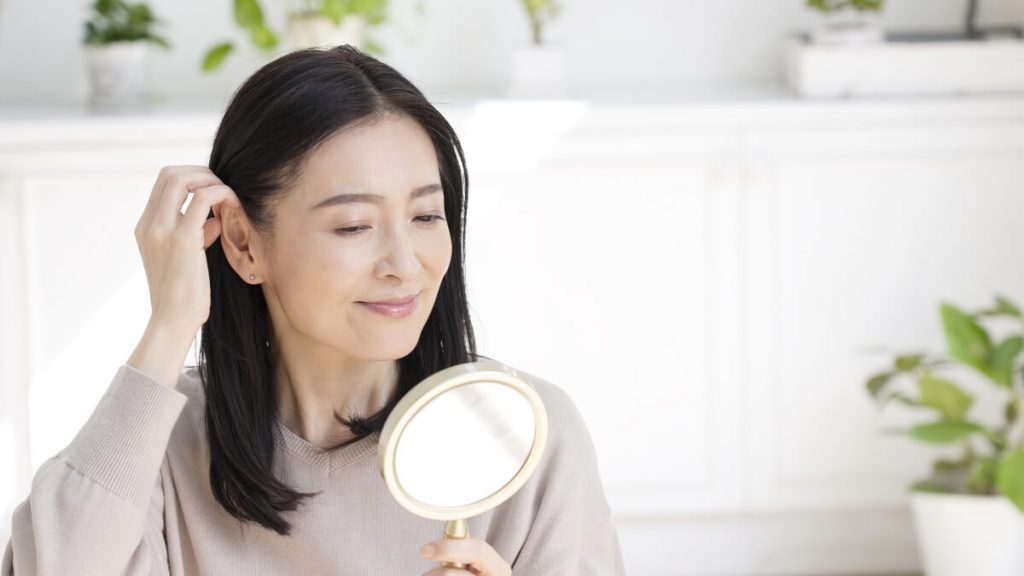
357,293,419,318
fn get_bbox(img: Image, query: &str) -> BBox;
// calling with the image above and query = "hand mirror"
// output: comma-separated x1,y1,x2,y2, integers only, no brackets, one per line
378,357,549,570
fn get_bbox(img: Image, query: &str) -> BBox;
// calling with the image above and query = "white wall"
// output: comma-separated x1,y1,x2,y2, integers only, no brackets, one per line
1,0,1023,105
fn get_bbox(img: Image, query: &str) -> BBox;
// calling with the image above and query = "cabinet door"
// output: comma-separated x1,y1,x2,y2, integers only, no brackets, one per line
0,176,30,550
743,121,1024,510
18,170,201,471
463,125,746,515
0,119,216,550
1,135,211,479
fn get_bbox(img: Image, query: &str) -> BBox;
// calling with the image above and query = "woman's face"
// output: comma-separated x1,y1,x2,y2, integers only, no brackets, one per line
256,112,452,361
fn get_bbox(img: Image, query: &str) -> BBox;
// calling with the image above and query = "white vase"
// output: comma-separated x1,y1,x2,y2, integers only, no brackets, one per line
911,492,1024,576
284,14,366,50
84,41,149,109
810,11,885,46
506,43,569,99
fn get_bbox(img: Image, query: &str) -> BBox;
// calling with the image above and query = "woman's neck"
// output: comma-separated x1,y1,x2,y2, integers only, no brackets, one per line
272,347,398,450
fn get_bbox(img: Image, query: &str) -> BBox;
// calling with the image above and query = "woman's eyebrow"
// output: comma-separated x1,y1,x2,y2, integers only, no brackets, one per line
310,183,442,211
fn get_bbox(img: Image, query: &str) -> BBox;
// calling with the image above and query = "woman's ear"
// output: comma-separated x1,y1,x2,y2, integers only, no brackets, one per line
219,203,263,282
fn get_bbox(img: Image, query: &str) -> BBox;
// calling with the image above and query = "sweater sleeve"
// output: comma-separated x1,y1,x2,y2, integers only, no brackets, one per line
509,383,626,576
2,364,188,576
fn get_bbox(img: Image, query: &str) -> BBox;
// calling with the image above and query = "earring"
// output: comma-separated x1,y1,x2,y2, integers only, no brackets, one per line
249,274,256,281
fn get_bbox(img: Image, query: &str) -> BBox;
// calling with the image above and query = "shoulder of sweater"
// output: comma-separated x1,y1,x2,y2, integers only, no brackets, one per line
506,367,597,457
491,367,613,528
511,367,576,418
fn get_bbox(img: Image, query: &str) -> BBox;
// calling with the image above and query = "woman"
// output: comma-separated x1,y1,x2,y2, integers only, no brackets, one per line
2,45,624,575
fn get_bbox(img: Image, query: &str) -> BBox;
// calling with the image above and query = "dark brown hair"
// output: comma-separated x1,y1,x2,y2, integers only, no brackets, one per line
199,45,478,536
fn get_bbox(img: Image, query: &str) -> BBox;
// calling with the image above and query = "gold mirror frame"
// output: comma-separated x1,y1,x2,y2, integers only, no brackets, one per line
378,358,549,569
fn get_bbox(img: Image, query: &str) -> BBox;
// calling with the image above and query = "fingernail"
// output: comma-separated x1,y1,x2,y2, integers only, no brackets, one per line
420,544,435,558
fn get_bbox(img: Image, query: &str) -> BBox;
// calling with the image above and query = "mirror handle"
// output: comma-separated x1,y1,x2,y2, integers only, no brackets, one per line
439,518,469,569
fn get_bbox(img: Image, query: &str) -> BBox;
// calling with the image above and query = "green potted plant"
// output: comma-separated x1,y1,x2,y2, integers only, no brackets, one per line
866,294,1024,576
202,0,388,73
507,0,567,98
82,0,170,107
805,0,885,46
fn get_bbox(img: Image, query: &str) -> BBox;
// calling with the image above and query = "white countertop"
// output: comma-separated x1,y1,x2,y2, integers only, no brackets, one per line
3,84,1024,148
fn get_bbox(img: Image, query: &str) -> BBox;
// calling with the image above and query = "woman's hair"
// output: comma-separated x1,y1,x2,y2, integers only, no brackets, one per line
199,45,478,536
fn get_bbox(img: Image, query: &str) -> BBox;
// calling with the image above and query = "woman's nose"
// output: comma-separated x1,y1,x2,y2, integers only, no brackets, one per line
377,227,421,280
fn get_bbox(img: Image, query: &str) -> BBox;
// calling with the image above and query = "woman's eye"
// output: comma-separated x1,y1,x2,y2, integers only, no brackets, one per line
334,215,444,236
335,225,369,236
415,215,445,224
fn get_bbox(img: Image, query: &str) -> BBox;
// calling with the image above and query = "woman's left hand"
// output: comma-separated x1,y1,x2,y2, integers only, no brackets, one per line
419,538,512,575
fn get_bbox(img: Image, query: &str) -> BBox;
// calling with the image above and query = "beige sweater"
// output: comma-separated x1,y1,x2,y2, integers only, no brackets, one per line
2,363,625,575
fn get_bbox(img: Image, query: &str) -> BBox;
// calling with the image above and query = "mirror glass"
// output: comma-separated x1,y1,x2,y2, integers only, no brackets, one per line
394,381,536,508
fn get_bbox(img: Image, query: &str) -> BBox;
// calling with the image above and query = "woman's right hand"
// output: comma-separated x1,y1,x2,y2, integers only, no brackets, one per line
134,165,241,335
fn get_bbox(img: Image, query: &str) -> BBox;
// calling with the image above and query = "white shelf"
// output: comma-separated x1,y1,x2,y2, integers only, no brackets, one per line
785,34,1024,98
3,93,1024,150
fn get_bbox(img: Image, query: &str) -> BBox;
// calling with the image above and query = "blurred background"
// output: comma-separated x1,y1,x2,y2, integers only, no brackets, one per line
3,1,1024,575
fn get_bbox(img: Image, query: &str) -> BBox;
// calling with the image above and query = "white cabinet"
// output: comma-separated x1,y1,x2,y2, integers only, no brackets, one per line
448,100,1024,574
0,116,215,547
3,98,1024,575
743,121,1024,512
463,126,746,515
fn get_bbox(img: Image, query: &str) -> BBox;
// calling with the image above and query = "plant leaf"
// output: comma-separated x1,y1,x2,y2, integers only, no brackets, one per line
1007,395,1020,426
149,35,171,50
322,0,347,24
866,371,890,396
127,4,153,25
881,391,920,408
95,0,116,17
968,456,997,494
985,429,1008,451
917,374,973,420
363,37,385,55
941,302,992,375
234,0,265,29
895,354,923,371
996,295,1022,318
909,420,984,444
202,42,234,72
248,23,278,50
933,458,971,474
84,21,100,43
997,451,1024,514
989,336,1023,388
911,479,957,493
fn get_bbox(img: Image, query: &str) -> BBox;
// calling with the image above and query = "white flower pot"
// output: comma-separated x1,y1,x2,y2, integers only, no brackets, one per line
783,34,1024,97
911,492,1024,576
810,12,885,46
84,41,149,109
506,44,569,99
284,14,366,50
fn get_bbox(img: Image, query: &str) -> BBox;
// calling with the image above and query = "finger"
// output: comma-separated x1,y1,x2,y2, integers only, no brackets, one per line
138,168,170,230
181,185,238,242
210,189,240,220
155,167,225,230
172,174,227,216
143,166,211,225
421,540,508,576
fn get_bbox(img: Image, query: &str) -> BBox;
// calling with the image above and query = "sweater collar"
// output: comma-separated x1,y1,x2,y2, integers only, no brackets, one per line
272,418,381,475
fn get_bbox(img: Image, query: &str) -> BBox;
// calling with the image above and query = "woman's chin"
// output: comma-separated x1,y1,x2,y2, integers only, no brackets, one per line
355,338,421,361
